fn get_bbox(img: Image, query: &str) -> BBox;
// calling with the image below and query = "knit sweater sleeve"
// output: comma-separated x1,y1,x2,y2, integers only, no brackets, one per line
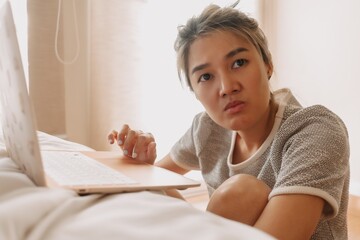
270,105,350,219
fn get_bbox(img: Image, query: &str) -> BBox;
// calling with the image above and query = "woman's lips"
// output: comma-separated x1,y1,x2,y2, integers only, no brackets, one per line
224,101,245,114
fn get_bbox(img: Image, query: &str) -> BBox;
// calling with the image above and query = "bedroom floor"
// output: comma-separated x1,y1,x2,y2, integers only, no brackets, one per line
186,193,360,240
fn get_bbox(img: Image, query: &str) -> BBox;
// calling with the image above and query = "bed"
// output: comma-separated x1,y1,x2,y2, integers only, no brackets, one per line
0,130,274,240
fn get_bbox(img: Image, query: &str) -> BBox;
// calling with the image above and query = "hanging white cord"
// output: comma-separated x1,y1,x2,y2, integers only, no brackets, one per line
55,0,80,65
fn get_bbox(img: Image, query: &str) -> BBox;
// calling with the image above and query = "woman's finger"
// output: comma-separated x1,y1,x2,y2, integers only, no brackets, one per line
147,141,157,165
108,130,118,144
122,129,139,157
132,133,154,160
117,124,130,146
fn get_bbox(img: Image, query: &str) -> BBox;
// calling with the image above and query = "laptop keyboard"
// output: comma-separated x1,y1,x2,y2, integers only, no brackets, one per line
42,151,137,186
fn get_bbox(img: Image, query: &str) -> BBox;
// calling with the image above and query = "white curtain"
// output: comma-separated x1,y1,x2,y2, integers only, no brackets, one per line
28,0,66,136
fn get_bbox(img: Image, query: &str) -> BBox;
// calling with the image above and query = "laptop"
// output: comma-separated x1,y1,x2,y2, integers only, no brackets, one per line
0,1,200,194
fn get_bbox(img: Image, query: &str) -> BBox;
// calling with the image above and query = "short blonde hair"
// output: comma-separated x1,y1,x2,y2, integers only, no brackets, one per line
174,2,273,90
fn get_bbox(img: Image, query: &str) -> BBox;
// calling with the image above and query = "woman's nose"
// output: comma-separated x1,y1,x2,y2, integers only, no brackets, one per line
219,73,240,97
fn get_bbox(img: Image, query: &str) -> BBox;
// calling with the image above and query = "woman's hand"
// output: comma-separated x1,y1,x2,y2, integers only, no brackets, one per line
108,124,157,165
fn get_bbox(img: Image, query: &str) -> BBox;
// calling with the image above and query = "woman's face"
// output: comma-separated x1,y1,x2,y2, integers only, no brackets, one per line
188,30,272,131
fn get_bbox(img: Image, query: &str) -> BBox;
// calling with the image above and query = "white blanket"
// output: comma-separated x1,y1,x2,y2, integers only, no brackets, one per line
0,131,274,240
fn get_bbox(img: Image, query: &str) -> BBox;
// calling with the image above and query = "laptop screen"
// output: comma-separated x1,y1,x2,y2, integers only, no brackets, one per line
0,1,46,186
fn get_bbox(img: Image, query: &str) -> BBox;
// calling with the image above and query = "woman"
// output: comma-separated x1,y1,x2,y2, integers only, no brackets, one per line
108,2,350,239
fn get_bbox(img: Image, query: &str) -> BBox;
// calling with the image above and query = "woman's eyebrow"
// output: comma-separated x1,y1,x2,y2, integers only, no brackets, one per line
191,63,209,75
225,47,248,59
191,47,248,75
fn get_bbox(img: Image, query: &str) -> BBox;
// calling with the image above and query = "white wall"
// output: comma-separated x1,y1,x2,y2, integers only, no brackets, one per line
263,0,360,195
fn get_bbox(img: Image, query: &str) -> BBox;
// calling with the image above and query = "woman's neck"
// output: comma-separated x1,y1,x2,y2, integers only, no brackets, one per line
234,99,278,163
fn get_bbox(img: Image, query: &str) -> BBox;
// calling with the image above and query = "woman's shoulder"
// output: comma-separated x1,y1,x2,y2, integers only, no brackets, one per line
274,89,348,135
192,111,219,129
191,112,232,150
286,104,347,134
278,103,349,155
272,89,349,155
192,111,231,132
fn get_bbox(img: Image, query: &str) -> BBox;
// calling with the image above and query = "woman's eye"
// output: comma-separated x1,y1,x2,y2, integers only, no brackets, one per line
233,59,247,68
199,73,211,82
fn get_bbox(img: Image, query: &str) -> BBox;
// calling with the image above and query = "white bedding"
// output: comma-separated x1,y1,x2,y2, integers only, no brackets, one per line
0,131,274,240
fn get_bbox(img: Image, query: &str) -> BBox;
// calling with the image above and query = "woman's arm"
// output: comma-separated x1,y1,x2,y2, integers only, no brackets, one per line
255,194,324,240
155,154,189,175
207,174,324,240
109,126,190,200
155,154,190,200
109,125,188,173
